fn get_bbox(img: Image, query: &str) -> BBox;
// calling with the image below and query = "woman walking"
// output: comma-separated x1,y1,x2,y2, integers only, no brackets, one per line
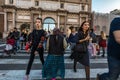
72,21,90,80
68,26,77,59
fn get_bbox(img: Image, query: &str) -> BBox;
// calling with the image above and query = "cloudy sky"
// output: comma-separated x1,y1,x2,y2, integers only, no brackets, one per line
92,0,120,13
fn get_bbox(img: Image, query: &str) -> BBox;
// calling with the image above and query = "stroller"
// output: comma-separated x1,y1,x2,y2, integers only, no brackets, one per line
4,38,16,57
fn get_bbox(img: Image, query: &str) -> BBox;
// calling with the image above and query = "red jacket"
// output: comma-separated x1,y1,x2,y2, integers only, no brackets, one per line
7,38,15,46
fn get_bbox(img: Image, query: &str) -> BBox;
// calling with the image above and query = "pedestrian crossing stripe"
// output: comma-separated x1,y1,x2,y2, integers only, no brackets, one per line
0,69,108,80
0,50,71,53
0,58,107,64
0,47,112,80
0,44,6,47
0,52,107,57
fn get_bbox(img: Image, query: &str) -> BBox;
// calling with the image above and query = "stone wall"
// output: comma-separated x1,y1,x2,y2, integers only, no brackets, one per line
93,12,120,35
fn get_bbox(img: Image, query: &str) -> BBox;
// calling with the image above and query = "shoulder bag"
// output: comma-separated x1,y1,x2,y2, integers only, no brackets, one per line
73,42,87,53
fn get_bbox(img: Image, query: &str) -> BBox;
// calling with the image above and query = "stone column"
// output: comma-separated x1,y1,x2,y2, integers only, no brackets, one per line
31,0,34,6
4,12,7,32
5,0,9,4
3,11,8,38
78,14,80,27
65,15,67,29
13,10,16,28
79,15,81,25
30,12,34,30
57,15,60,28
14,0,16,5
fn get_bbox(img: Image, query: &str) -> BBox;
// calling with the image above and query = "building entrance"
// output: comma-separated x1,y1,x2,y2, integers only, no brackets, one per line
43,18,56,32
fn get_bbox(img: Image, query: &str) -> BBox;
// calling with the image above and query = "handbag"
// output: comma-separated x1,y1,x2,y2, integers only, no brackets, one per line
73,42,87,53
25,42,31,50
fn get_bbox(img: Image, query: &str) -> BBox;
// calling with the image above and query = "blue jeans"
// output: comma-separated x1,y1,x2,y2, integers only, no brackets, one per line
99,56,120,80
15,40,20,50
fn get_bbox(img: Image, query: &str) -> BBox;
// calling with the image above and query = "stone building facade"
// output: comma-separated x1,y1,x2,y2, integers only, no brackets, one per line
1,0,92,38
92,12,119,35
110,9,120,15
0,0,5,38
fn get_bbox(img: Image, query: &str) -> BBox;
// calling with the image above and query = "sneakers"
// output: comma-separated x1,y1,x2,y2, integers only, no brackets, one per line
96,74,100,80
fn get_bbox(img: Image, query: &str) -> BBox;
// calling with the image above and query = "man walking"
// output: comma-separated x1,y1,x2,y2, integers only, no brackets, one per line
25,17,46,80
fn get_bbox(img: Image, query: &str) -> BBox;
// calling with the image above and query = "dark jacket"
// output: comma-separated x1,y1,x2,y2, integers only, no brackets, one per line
31,29,46,49
48,35,65,55
13,31,20,40
71,31,89,61
68,33,77,43
75,31,89,46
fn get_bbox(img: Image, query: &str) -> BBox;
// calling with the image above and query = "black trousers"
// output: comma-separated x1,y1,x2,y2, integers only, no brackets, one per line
26,47,44,75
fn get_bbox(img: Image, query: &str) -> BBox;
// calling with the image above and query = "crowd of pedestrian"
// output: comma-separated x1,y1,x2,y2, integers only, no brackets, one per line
3,27,20,56
23,17,109,80
2,16,119,80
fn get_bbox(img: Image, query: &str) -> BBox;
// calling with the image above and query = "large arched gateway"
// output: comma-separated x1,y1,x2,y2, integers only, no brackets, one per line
43,18,56,31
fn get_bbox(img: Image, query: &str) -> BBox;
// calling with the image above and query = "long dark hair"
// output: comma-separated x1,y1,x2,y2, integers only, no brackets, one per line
78,21,90,34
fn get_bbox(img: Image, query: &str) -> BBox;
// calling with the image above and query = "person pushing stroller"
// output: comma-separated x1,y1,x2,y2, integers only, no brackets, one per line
3,32,16,57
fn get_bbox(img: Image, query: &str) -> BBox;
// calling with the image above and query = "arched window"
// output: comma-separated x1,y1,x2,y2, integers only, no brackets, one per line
9,0,13,4
102,26,106,32
96,25,100,31
43,18,56,31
